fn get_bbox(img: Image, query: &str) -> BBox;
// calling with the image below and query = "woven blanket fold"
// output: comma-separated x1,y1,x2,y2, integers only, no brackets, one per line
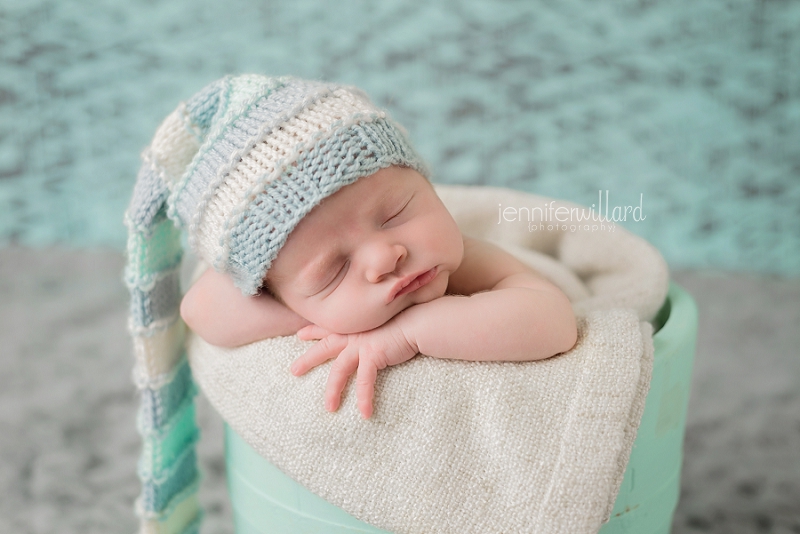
188,185,668,534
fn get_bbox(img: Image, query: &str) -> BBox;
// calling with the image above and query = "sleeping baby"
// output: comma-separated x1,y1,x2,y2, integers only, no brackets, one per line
171,76,576,419
182,163,576,418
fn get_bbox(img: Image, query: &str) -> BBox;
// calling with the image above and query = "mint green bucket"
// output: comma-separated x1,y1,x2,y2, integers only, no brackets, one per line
224,282,698,533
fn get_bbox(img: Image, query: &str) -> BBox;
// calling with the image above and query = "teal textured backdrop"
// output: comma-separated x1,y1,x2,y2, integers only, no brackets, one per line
1,0,798,273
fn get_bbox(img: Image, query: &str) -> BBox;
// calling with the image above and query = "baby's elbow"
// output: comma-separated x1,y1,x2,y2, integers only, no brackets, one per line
550,294,578,355
180,291,212,340
558,315,578,354
180,290,200,332
180,291,235,348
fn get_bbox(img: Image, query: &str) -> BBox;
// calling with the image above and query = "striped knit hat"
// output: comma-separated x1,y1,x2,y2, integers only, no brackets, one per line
124,75,428,533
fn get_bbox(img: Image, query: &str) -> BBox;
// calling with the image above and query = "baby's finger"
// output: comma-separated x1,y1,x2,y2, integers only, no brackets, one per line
355,358,379,419
325,347,359,412
291,335,346,376
297,324,331,341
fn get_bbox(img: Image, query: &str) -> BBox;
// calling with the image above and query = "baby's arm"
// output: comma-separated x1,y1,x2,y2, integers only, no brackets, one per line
400,237,577,361
180,268,311,347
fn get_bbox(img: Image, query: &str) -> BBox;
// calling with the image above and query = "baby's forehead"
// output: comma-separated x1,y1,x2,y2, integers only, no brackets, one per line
316,174,412,217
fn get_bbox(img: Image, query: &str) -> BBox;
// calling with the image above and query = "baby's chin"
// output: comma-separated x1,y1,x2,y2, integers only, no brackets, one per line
313,282,447,334
319,314,393,335
316,304,408,335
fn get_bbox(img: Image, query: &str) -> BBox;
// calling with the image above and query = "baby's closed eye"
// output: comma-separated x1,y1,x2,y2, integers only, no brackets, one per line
381,196,413,228
317,260,349,295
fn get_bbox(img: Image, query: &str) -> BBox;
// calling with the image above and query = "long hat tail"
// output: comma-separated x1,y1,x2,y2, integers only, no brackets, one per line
123,77,230,534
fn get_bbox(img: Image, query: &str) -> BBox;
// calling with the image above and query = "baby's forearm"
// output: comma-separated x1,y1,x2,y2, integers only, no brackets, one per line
396,288,577,362
181,268,311,347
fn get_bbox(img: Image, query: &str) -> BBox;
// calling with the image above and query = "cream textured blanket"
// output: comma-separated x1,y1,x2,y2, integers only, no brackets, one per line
188,185,668,534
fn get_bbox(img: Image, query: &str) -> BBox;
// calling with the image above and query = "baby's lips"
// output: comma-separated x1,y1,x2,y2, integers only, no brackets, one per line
387,266,438,303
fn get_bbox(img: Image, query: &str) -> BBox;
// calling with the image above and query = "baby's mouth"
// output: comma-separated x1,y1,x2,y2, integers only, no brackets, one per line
390,267,438,303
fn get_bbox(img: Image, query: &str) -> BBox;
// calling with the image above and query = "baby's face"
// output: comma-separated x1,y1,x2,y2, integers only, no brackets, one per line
266,166,464,334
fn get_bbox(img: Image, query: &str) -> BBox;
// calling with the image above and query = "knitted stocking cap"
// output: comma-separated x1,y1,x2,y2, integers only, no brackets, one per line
124,75,428,533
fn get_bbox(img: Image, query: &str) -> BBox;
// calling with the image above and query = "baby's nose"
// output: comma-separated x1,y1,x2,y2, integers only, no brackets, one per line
365,242,407,283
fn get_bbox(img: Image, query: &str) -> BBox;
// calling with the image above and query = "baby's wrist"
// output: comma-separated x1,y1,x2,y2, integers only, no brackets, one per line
396,299,449,354
393,307,422,354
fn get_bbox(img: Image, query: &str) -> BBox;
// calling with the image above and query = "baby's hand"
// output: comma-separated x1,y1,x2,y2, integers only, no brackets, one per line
291,320,419,419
